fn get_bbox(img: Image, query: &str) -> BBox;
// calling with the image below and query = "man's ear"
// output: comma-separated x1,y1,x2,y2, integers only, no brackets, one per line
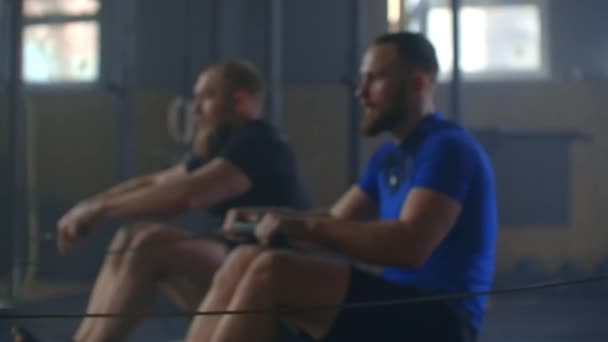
231,90,250,113
410,70,430,95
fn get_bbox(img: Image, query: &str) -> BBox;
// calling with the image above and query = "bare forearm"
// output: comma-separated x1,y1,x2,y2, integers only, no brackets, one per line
294,208,333,219
311,219,427,268
100,181,191,220
95,175,157,201
238,207,333,221
287,207,358,219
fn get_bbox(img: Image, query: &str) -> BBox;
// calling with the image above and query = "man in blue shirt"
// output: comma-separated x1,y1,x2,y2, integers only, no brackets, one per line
185,32,497,342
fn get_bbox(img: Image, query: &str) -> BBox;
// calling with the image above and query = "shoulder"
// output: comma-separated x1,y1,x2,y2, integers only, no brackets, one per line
419,122,484,161
220,119,297,169
223,119,287,150
239,119,281,140
232,119,291,149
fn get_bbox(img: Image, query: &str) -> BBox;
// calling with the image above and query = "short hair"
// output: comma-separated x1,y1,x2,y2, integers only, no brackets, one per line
212,60,265,98
373,32,439,81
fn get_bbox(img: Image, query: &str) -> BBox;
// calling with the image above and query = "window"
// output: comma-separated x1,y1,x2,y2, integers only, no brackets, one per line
388,0,547,81
23,0,100,84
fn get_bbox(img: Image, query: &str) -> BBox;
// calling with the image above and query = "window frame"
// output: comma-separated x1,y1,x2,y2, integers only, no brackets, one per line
399,0,550,82
22,1,102,88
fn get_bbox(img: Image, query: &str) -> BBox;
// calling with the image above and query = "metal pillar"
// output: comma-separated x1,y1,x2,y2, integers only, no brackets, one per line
209,0,222,62
450,0,462,123
179,0,193,96
267,0,282,126
6,0,25,304
114,0,137,181
347,0,361,183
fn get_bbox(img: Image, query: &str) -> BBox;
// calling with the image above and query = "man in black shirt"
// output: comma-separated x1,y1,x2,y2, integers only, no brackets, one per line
49,60,310,342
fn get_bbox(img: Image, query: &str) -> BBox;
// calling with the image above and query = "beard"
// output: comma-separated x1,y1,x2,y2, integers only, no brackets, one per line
192,93,244,157
361,107,405,137
193,121,236,158
361,81,409,137
191,128,210,157
192,110,241,158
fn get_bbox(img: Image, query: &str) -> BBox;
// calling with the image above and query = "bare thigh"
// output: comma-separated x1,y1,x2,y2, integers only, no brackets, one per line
242,250,351,339
125,225,229,309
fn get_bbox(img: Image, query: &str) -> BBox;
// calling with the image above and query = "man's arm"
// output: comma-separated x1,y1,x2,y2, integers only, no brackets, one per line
56,164,194,253
261,136,474,267
94,164,185,201
57,164,186,232
100,158,251,220
281,185,379,220
309,187,461,268
329,186,378,220
222,185,378,236
308,136,474,267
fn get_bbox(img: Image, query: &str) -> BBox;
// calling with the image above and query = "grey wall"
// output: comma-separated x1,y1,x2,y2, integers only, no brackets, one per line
0,95,9,283
436,0,608,275
437,81,608,277
133,0,216,89
1,0,608,286
0,0,365,282
282,0,353,85
132,0,359,87
549,0,608,80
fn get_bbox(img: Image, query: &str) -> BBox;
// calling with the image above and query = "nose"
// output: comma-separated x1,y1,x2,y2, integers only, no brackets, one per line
355,83,367,99
356,80,368,99
192,101,203,118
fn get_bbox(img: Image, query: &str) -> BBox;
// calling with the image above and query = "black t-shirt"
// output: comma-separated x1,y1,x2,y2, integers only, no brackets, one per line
184,119,312,217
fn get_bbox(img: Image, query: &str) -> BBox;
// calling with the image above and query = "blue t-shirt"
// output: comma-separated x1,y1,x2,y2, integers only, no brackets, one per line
357,113,497,331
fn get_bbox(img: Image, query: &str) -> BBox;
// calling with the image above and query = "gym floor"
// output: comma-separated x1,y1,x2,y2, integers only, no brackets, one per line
2,281,607,341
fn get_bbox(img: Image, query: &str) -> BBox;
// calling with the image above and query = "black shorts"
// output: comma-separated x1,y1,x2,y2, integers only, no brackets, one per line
322,267,477,342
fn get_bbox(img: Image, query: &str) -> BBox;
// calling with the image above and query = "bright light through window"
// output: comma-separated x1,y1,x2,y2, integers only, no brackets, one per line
24,0,99,17
428,4,542,77
22,0,100,84
392,1,545,80
23,21,99,83
428,7,490,73
387,0,402,31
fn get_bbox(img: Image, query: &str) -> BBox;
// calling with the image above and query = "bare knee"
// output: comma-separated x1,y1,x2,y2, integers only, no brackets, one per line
245,252,349,338
211,246,264,289
107,222,156,251
104,224,145,268
243,250,291,290
253,250,296,273
127,223,173,250
118,224,176,274
228,245,265,263
100,223,172,279
107,226,130,252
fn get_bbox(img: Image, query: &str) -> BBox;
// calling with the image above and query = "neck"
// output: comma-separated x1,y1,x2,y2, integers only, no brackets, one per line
235,110,260,123
391,102,435,143
391,114,422,143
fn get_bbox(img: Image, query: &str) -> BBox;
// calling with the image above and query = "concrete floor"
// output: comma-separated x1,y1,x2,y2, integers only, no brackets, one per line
479,291,608,342
0,292,608,342
1,282,607,341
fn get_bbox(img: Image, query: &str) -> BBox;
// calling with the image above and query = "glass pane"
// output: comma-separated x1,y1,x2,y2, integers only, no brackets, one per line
485,5,541,71
387,0,402,32
428,6,490,73
427,4,542,76
23,21,99,83
403,0,423,32
24,0,99,17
